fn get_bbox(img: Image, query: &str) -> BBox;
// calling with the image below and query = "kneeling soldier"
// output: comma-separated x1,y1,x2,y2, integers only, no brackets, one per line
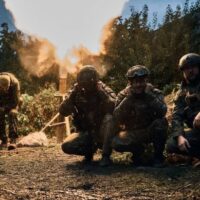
167,53,200,160
59,65,116,166
113,65,168,166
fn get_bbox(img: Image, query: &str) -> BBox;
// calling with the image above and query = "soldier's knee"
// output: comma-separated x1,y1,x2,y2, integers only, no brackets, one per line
61,141,73,154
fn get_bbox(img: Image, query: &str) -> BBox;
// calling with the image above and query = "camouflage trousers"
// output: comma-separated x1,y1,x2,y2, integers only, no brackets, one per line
61,114,114,158
112,118,168,159
0,109,18,143
166,128,200,158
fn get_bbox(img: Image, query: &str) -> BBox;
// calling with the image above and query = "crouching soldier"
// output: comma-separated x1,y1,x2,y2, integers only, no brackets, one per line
113,65,168,167
59,65,116,166
167,53,200,160
0,72,21,147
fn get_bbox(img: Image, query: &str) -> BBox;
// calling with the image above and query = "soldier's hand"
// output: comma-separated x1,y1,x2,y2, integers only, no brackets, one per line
193,112,200,129
177,135,191,152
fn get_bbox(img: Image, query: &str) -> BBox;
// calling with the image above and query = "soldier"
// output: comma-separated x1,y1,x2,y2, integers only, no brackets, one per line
59,65,116,166
113,65,168,166
167,53,200,159
0,72,20,147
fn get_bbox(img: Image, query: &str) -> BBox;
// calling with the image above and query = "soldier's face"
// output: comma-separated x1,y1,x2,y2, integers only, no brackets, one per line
129,77,147,94
183,65,199,83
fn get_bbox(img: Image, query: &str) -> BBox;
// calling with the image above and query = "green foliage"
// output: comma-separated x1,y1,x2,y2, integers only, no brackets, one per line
18,84,59,136
102,0,200,91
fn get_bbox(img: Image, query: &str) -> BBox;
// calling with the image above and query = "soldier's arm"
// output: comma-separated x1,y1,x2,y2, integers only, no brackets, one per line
148,89,167,118
4,79,20,112
59,86,76,117
114,96,130,125
98,82,116,113
171,90,186,138
115,85,131,107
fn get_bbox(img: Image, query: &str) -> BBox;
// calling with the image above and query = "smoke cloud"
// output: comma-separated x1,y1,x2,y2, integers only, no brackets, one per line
17,36,59,77
100,18,117,55
13,16,117,79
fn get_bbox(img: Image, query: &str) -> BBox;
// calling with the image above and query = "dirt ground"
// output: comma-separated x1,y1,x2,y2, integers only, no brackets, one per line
0,142,200,200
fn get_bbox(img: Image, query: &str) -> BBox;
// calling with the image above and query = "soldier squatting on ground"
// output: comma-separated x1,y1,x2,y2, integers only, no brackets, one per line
112,65,168,167
0,72,20,148
59,66,116,167
1,54,200,168
167,53,200,160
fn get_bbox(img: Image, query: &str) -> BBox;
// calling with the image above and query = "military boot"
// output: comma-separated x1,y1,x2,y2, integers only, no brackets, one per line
82,152,94,165
99,155,112,167
0,138,7,149
131,146,145,167
7,137,17,150
153,154,165,168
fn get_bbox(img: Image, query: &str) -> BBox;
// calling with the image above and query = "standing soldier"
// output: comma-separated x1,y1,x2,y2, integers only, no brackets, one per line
167,53,200,159
113,65,168,166
0,72,20,147
59,65,116,166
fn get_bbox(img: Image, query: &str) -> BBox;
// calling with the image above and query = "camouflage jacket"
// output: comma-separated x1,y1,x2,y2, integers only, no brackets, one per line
0,72,20,112
114,83,167,130
59,81,116,131
171,80,200,138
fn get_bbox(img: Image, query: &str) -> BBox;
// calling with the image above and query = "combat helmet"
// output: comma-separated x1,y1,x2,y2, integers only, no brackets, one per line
179,53,200,70
77,65,99,84
126,65,150,79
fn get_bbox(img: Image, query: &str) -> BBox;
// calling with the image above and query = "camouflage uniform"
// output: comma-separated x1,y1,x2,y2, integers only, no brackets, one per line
60,80,116,160
166,53,200,158
0,72,20,144
113,67,168,163
166,81,200,158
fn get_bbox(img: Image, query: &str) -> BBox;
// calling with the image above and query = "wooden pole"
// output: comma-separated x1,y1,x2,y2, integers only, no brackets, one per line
55,71,71,143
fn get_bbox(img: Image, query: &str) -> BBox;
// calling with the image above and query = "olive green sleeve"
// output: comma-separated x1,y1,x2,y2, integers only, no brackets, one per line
114,96,131,125
98,82,116,113
171,90,186,138
115,90,127,107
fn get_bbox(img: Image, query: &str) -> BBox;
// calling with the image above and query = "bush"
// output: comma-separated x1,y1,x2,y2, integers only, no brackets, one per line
163,83,180,96
18,84,60,136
